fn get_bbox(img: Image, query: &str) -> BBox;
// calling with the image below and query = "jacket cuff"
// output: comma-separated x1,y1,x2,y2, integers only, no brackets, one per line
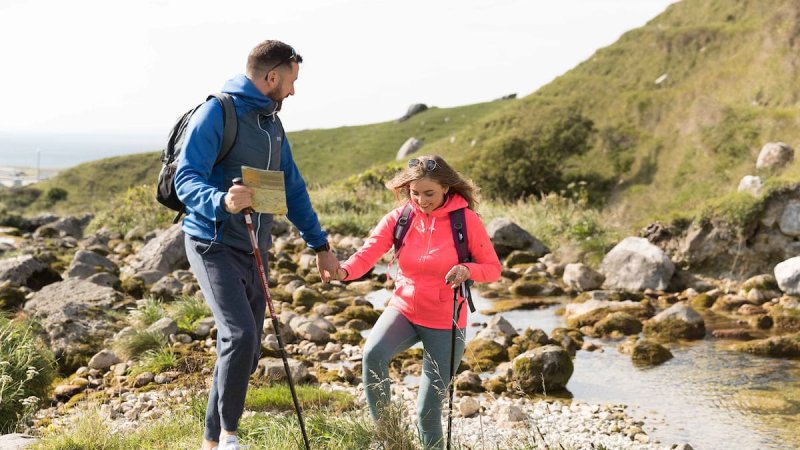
212,191,230,221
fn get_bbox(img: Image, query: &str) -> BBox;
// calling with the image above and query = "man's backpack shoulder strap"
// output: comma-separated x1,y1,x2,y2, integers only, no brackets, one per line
207,93,238,166
393,204,415,254
449,207,471,264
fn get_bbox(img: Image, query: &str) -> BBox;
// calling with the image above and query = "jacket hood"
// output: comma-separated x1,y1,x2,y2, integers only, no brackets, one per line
409,193,469,218
222,74,278,115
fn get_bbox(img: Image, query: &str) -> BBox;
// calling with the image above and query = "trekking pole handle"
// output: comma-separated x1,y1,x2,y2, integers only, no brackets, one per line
231,177,255,215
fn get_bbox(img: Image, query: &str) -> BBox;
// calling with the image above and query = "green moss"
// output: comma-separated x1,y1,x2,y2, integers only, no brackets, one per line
464,338,508,372
643,317,706,341
338,305,380,326
690,293,716,310
631,339,673,366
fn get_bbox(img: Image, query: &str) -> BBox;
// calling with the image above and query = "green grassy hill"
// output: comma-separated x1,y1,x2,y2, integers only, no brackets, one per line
425,0,800,227
7,0,800,236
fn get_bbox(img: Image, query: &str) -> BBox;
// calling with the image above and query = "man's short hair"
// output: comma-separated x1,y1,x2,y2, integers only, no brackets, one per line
247,40,303,77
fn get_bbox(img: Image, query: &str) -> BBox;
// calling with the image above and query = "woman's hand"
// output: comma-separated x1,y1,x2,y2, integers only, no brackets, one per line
332,266,349,281
444,264,470,288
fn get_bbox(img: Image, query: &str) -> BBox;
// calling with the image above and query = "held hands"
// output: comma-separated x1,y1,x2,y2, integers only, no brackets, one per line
224,184,255,214
445,264,471,289
316,250,340,283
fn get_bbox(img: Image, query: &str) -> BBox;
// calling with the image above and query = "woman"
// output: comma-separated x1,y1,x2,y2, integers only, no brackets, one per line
334,155,501,449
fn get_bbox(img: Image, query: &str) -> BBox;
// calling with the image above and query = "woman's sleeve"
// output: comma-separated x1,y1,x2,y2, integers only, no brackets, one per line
462,210,502,283
340,209,399,280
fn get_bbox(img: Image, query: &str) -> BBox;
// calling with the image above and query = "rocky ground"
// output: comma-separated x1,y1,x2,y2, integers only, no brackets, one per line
2,198,800,448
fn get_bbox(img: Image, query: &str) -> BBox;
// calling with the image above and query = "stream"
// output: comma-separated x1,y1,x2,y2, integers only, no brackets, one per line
363,288,800,450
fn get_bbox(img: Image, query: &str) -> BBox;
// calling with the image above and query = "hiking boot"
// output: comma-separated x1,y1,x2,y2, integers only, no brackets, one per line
215,435,244,450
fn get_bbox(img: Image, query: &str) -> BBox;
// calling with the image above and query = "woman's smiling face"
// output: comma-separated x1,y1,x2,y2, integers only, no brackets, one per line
409,177,449,214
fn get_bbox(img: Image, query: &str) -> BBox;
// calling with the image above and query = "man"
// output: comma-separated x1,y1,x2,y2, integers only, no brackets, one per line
175,40,338,450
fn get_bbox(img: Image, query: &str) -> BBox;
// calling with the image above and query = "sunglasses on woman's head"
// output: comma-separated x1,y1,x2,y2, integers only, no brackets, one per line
408,158,437,171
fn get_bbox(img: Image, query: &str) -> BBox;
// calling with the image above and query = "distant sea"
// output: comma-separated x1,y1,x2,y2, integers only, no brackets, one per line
0,133,164,169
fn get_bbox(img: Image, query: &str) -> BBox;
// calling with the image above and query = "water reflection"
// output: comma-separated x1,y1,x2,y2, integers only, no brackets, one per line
363,287,800,450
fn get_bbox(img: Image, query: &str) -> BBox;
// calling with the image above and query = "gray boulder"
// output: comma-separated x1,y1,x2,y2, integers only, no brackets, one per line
563,263,604,292
756,142,794,171
643,303,705,341
397,103,428,122
121,224,187,277
256,357,308,384
396,137,424,160
775,256,800,295
33,216,86,239
65,250,118,279
475,315,518,346
486,218,549,258
147,317,178,339
88,349,121,370
600,237,674,292
0,255,47,285
0,434,38,449
737,175,764,196
150,275,184,300
24,278,124,370
779,201,800,237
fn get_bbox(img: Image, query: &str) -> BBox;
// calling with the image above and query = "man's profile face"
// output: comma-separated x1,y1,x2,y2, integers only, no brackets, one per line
268,61,299,107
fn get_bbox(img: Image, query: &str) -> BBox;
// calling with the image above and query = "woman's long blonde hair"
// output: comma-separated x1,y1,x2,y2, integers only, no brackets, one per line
385,154,479,210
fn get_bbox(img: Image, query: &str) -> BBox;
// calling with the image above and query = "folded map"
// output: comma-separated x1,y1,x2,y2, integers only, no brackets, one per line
241,166,287,215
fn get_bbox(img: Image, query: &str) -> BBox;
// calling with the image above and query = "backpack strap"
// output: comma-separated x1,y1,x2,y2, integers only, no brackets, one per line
173,94,238,224
393,203,414,254
208,93,238,165
449,208,471,264
449,207,475,313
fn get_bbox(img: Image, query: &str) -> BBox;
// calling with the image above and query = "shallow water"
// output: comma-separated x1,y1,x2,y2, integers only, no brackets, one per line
363,288,800,450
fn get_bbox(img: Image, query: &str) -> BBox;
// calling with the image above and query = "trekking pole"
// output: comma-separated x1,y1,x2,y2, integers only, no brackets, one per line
233,178,311,450
446,283,466,450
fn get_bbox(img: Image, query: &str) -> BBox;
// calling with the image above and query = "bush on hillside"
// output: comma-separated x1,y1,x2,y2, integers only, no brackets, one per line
44,187,68,206
470,110,595,201
87,184,175,234
0,186,41,212
0,316,56,433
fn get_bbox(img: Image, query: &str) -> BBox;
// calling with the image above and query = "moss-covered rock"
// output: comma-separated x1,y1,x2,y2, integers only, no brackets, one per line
734,333,800,358
509,273,558,297
547,328,582,355
292,286,324,308
593,312,643,336
483,377,507,394
643,304,705,341
338,305,380,326
332,328,363,345
631,339,673,366
769,305,800,333
504,251,540,268
689,293,716,310
508,328,550,360
511,345,573,393
465,338,509,371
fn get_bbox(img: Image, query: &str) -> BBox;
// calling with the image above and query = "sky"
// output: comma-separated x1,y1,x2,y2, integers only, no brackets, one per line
0,0,677,138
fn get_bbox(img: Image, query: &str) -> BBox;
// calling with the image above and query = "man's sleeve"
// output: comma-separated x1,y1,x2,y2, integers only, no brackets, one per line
174,100,230,222
282,136,328,248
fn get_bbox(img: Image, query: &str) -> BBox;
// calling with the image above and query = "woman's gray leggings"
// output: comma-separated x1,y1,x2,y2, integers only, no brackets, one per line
362,307,466,450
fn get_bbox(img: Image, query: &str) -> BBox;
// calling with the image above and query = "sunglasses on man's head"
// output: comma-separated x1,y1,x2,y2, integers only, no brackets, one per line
408,158,437,171
265,47,297,78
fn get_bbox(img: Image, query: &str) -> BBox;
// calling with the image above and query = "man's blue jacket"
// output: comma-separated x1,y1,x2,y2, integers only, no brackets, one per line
175,74,327,254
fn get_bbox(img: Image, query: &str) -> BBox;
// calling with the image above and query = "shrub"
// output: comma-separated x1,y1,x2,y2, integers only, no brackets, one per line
44,187,68,206
86,184,174,235
470,109,595,200
0,316,56,433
